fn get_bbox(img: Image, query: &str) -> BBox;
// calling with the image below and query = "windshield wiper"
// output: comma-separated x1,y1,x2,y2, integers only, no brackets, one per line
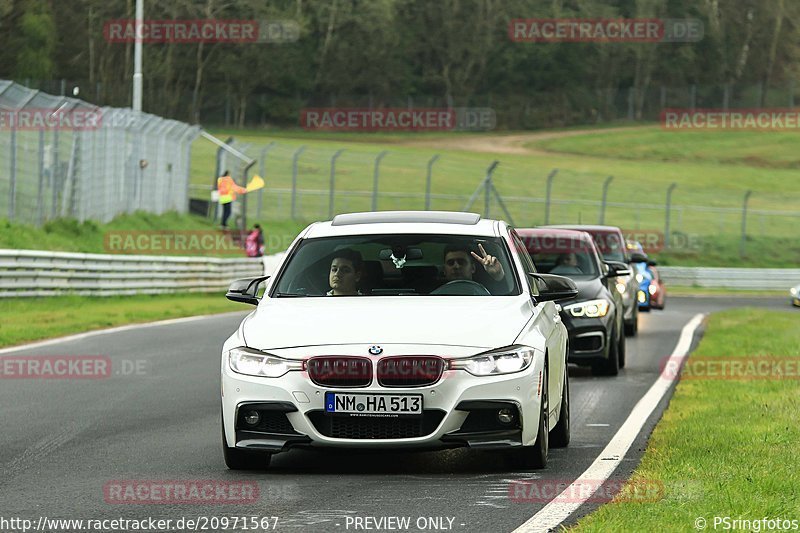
274,292,310,297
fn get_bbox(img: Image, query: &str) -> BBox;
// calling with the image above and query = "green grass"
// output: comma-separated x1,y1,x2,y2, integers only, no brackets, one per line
0,293,245,348
534,127,800,168
189,126,800,267
666,286,789,297
570,309,800,532
0,211,307,256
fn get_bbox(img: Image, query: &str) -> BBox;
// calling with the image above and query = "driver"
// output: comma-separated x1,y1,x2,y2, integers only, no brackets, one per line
327,249,363,296
443,243,505,283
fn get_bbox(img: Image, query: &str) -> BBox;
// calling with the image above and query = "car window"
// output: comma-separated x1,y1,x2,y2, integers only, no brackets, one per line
523,235,600,280
589,231,626,262
271,234,521,297
509,229,537,296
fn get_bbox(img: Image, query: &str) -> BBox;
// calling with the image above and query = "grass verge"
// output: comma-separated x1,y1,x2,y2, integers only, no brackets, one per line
570,309,800,532
0,293,245,349
0,211,306,256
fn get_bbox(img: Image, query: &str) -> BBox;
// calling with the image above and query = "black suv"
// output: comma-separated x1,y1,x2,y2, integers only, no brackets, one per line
519,228,630,376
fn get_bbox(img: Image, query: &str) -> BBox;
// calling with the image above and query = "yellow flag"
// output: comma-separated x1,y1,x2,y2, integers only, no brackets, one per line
246,175,265,192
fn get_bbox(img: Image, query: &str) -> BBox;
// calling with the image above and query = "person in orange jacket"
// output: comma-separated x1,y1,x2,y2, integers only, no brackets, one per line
217,170,247,227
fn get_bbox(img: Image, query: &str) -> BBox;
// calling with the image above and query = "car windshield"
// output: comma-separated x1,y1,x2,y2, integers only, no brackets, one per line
588,232,626,262
528,249,599,280
271,234,520,297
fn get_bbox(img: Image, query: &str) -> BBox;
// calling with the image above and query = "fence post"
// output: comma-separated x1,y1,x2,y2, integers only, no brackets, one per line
599,175,613,224
328,149,345,219
212,136,234,221
740,190,752,258
424,154,440,210
9,127,16,221
544,169,558,225
627,87,635,120
664,182,677,248
52,128,59,219
257,141,276,219
371,150,388,211
483,160,500,219
38,129,45,224
290,145,306,220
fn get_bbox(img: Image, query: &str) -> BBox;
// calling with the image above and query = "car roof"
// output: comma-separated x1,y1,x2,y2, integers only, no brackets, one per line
515,227,594,241
303,211,503,238
539,224,623,234
514,228,599,253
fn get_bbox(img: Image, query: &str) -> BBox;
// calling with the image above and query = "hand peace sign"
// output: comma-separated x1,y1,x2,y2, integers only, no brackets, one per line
471,243,505,281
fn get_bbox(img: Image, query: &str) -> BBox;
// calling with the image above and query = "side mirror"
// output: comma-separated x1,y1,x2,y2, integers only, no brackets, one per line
604,261,632,278
647,260,658,267
226,276,270,305
529,273,578,302
629,252,648,263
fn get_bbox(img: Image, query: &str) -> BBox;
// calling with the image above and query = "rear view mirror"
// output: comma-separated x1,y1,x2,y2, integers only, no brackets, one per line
379,247,423,261
605,261,632,278
226,276,270,305
529,273,579,302
629,252,648,263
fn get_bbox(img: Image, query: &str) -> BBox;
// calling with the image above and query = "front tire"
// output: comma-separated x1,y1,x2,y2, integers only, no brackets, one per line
625,303,638,336
550,370,570,448
508,362,549,469
594,330,620,376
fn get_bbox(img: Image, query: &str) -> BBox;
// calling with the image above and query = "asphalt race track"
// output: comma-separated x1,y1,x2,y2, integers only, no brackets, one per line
0,296,789,533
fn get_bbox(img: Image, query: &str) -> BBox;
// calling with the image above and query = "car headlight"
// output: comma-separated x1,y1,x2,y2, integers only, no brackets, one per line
449,346,535,376
615,282,626,294
635,273,644,283
563,299,611,318
648,284,657,295
792,287,798,296
228,347,303,378
638,290,647,303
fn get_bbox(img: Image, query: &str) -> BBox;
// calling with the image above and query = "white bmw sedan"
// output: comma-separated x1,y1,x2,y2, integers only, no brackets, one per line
220,211,576,470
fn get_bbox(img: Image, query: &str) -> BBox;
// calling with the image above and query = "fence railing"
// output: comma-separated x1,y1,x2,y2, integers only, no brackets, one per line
0,249,270,297
0,80,201,226
657,267,800,290
1,249,795,297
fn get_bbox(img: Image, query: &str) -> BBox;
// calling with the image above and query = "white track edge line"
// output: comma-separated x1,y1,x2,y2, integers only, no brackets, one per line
512,312,705,533
0,310,249,355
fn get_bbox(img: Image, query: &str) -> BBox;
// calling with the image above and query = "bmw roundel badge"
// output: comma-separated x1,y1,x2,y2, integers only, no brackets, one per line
368,345,383,355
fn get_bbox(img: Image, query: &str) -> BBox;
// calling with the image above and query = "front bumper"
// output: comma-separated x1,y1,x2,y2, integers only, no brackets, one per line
560,314,611,364
222,360,544,453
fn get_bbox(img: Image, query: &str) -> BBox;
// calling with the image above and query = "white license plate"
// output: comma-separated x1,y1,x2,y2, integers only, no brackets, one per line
325,392,422,415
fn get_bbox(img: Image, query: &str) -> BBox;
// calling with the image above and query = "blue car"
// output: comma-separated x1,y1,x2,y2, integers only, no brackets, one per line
627,241,665,311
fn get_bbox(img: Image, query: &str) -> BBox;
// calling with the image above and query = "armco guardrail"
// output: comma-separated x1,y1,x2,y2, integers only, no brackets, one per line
0,249,283,298
658,267,800,290
0,250,795,297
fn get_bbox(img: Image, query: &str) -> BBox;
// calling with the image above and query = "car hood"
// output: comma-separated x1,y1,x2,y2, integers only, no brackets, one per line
571,278,606,301
241,297,533,351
